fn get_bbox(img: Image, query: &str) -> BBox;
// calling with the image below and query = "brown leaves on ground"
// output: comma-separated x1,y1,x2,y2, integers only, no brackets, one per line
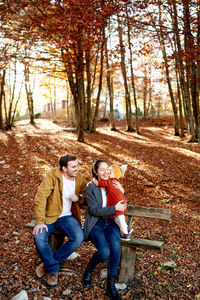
0,116,200,300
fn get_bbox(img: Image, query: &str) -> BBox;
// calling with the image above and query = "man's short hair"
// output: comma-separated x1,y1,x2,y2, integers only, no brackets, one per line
59,155,77,170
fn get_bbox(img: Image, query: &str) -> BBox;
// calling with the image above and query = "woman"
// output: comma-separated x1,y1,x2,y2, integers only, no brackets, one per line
83,159,126,300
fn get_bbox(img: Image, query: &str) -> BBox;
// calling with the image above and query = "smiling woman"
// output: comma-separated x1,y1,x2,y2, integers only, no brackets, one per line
82,159,126,300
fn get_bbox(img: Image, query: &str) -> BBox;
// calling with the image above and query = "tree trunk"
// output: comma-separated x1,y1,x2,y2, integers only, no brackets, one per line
0,69,6,130
11,76,24,126
24,64,35,125
85,47,92,131
127,10,140,134
52,85,57,123
75,40,85,142
62,50,79,128
90,31,105,133
171,0,195,140
65,80,70,119
196,2,200,141
143,64,148,120
158,1,179,136
147,77,152,117
182,1,197,141
105,37,116,131
118,14,133,131
176,64,185,137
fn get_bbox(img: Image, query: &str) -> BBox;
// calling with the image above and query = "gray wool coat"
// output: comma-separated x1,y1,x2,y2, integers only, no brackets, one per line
83,181,117,241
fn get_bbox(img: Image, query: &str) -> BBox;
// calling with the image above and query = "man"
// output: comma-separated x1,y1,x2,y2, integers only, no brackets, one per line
33,154,87,287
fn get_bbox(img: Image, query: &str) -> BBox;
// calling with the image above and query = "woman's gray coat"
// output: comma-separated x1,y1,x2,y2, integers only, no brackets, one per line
84,181,117,241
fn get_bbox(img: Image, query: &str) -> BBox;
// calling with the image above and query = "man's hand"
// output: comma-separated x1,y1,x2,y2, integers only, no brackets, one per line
69,194,79,202
92,178,99,186
33,224,48,235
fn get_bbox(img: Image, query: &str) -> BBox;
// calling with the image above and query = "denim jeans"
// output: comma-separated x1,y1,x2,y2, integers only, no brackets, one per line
88,218,121,275
34,215,84,274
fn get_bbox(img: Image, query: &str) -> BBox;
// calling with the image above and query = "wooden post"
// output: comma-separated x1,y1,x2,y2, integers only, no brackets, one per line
118,245,136,283
48,232,65,253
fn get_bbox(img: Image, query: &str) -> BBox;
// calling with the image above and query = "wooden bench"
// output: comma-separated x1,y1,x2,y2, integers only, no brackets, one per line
119,204,171,283
25,204,171,283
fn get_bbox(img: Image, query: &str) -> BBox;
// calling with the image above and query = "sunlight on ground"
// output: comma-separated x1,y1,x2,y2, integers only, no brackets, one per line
171,147,200,161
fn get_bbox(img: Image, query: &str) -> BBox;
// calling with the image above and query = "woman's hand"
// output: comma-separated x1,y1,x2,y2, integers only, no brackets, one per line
115,200,127,212
113,180,124,194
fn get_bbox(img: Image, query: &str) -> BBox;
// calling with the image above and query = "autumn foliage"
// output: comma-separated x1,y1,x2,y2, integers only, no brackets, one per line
0,117,200,299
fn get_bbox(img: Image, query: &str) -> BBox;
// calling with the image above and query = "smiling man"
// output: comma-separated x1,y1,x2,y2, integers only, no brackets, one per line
33,154,87,287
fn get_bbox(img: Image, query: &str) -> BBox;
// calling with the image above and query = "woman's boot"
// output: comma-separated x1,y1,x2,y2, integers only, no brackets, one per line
82,263,94,288
106,274,121,300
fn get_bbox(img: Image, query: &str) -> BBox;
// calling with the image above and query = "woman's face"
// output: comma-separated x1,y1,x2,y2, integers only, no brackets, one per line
96,162,109,181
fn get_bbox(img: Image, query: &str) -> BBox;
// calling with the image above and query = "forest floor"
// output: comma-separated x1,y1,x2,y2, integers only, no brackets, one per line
0,116,200,300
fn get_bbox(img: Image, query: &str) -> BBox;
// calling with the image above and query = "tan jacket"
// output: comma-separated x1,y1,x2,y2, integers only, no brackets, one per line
35,167,88,224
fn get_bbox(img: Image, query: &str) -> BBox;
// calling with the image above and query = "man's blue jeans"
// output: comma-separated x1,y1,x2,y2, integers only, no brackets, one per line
34,216,84,274
88,218,121,275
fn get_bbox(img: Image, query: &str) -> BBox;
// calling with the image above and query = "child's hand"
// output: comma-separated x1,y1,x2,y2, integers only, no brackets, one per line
113,180,124,194
92,178,99,186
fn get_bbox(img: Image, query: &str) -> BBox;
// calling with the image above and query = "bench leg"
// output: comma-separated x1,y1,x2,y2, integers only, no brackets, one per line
119,245,136,283
48,233,65,253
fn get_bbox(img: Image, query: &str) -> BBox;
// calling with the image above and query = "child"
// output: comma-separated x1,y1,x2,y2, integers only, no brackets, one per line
93,164,133,240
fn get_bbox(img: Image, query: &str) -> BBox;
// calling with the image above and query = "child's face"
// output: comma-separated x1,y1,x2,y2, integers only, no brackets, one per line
108,166,115,178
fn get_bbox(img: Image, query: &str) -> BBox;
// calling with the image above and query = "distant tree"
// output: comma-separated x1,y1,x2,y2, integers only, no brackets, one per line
117,13,133,132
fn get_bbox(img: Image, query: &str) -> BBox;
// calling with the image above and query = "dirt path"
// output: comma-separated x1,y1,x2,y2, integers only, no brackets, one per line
0,118,199,299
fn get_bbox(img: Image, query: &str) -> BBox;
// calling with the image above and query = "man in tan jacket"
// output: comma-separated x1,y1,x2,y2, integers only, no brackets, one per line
33,154,87,287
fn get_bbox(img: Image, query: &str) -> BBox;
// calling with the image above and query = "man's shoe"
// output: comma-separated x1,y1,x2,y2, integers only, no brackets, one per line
46,273,58,287
120,233,131,241
36,263,45,279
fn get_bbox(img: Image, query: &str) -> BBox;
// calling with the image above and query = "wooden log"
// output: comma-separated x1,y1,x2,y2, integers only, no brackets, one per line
126,205,171,221
120,238,164,250
119,245,136,283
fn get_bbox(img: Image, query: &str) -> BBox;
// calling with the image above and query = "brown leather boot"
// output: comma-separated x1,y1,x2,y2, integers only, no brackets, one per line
46,272,58,287
35,263,45,279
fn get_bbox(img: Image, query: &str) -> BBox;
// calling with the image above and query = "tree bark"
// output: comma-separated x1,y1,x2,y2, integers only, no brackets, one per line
182,1,197,141
143,64,148,120
158,1,179,136
105,37,116,131
75,38,85,142
127,10,140,134
85,47,92,131
118,14,133,131
24,63,35,125
90,31,105,133
0,69,6,130
171,0,195,140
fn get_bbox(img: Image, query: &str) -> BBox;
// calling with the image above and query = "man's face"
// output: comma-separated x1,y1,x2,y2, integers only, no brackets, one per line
63,159,79,178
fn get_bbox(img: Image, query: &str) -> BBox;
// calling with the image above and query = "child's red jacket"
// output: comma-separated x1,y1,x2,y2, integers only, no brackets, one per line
98,178,127,218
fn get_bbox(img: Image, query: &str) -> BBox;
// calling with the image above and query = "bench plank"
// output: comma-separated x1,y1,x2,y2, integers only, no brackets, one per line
126,205,171,221
120,238,164,250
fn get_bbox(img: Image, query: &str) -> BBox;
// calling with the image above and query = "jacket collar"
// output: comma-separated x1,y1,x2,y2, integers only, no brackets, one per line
55,166,63,180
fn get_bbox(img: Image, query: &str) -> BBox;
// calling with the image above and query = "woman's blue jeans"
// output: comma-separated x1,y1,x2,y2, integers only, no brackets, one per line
88,218,121,275
34,216,84,274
